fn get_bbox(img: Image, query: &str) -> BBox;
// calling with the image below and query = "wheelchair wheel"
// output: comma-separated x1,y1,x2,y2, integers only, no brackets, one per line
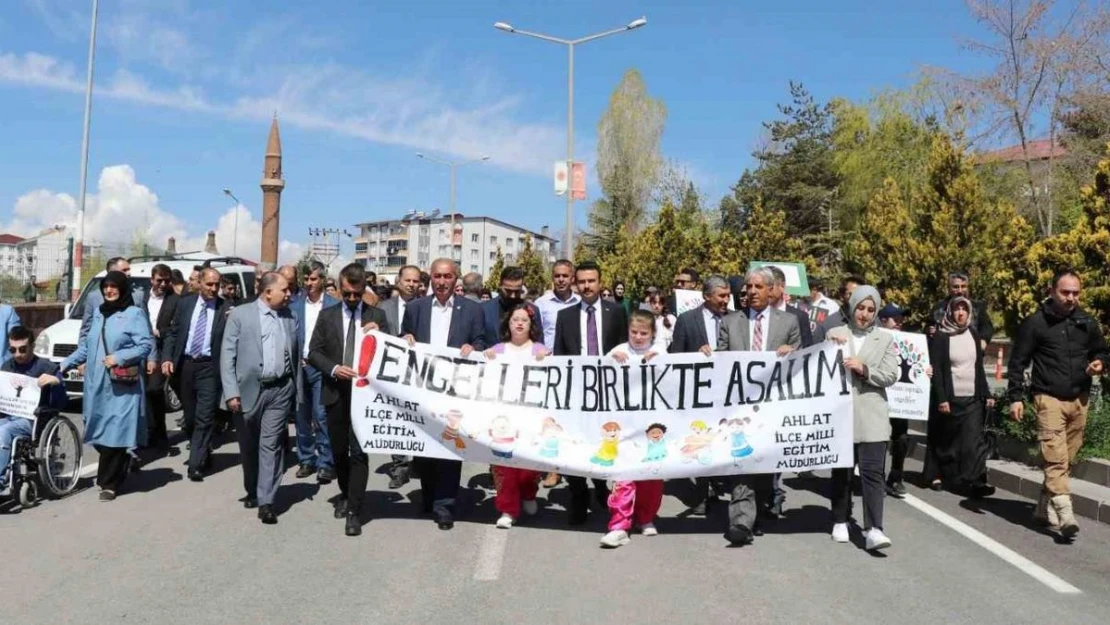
36,416,83,498
18,480,38,509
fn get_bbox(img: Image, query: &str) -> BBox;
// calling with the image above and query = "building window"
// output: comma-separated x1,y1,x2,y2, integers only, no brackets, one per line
489,251,496,260
354,242,368,254
490,235,497,245
505,239,514,250
471,265,478,272
470,249,478,259
471,233,478,243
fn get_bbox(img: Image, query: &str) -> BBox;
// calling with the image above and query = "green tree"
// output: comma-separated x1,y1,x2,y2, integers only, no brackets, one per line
845,179,927,317
585,69,667,258
484,247,505,292
515,235,549,297
733,82,841,238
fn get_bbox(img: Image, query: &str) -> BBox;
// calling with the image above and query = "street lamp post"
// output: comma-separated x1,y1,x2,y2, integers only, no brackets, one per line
494,17,647,261
416,153,490,256
72,0,100,300
222,188,241,256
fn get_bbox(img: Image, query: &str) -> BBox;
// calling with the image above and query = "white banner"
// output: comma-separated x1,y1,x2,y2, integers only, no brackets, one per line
0,371,40,421
884,330,931,421
350,332,855,480
673,289,736,317
554,162,568,196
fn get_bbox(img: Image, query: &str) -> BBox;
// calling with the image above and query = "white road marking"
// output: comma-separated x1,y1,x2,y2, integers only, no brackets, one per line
473,525,509,581
902,494,1081,595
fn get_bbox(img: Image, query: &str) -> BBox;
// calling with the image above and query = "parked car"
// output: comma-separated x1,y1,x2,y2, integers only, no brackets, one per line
34,254,257,406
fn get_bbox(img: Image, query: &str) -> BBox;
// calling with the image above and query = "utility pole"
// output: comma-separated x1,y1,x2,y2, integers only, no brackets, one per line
308,228,351,272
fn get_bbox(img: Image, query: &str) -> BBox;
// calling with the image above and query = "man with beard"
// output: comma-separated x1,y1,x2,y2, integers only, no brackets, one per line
481,266,542,348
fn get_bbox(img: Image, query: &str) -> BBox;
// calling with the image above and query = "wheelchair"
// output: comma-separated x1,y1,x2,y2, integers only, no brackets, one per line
4,408,83,509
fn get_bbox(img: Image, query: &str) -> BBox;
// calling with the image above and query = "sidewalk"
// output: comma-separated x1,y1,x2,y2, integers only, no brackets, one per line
905,427,1110,526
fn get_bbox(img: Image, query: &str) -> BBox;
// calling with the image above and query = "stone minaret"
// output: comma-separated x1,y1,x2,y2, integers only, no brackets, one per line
259,116,284,271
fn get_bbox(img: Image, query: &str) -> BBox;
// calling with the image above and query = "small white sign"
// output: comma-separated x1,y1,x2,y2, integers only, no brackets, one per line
883,330,931,421
673,289,736,317
0,371,41,421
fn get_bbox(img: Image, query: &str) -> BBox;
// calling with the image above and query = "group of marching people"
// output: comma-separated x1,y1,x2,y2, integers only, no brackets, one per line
10,251,1100,549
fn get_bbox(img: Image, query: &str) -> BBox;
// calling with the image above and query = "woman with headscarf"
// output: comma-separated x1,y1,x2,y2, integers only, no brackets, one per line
61,271,154,501
923,297,995,497
824,285,900,551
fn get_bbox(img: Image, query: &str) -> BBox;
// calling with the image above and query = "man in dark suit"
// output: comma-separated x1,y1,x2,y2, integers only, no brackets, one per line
669,275,732,516
290,261,340,483
481,266,542,347
308,263,389,537
378,264,423,489
142,263,179,455
161,267,230,481
553,260,628,525
401,257,487,531
767,265,815,348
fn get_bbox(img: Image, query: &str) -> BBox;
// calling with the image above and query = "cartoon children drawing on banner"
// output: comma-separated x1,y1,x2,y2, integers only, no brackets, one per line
642,423,668,463
680,420,714,464
439,409,471,451
488,415,518,460
591,422,621,466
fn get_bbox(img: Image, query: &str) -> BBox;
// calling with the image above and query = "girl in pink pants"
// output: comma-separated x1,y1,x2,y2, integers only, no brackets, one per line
600,310,665,548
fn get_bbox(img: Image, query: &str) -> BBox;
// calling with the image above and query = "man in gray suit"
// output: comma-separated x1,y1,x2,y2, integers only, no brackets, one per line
378,264,423,489
718,265,802,546
221,272,303,525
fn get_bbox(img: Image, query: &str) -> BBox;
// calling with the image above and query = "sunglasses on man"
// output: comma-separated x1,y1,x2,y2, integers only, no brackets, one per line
7,345,30,355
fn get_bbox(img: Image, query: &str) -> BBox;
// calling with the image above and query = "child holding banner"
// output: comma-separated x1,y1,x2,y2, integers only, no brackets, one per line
484,304,549,529
600,310,664,548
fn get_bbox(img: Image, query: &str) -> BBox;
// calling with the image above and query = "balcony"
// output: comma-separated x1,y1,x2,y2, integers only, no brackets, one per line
387,227,408,241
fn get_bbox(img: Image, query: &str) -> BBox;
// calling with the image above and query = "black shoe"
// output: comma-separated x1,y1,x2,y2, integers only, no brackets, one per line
435,510,454,530
726,525,754,546
317,468,335,484
388,473,409,489
930,481,943,491
98,490,117,502
334,498,348,519
187,470,204,482
970,483,996,499
886,480,908,499
258,505,277,525
295,464,316,479
691,501,707,516
752,522,765,537
345,511,362,536
243,497,258,509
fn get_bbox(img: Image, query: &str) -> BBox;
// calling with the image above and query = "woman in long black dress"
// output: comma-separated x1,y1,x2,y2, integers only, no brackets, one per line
924,296,995,498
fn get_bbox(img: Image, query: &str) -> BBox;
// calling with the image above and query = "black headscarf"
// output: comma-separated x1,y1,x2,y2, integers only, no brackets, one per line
99,270,134,318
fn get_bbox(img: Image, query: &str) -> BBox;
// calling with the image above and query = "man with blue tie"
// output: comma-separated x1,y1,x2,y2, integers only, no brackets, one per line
402,258,487,530
162,268,230,481
287,262,339,482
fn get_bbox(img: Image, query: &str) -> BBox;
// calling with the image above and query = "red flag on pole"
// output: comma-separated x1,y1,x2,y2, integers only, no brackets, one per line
571,162,586,200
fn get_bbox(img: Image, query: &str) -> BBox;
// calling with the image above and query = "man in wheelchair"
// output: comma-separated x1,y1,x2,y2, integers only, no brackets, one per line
0,326,68,498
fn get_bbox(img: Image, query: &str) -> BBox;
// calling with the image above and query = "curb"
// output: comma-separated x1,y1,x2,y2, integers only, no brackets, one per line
905,430,1110,527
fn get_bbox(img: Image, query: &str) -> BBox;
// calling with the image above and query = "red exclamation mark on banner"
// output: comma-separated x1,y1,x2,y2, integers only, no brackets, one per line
355,334,377,388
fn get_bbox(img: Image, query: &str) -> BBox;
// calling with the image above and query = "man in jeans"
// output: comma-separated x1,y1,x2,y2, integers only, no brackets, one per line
1007,268,1109,538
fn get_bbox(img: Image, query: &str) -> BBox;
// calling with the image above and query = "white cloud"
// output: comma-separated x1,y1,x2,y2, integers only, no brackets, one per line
4,164,303,264
0,47,567,176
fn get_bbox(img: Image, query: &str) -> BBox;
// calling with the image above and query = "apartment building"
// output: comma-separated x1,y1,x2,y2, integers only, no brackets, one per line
353,212,559,283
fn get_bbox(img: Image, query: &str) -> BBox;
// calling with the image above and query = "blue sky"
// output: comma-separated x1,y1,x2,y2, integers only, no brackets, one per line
0,0,996,264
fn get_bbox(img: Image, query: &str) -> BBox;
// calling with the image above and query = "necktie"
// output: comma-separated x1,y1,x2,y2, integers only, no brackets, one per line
189,302,208,357
343,306,357,367
752,312,764,351
586,304,599,356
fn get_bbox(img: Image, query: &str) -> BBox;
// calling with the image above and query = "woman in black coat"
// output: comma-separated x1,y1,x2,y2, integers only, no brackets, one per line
923,297,996,498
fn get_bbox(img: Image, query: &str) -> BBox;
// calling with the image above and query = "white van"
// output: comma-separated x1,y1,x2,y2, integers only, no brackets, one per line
34,254,258,406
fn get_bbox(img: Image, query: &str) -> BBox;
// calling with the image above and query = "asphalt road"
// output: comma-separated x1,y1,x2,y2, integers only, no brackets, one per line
4,408,1110,625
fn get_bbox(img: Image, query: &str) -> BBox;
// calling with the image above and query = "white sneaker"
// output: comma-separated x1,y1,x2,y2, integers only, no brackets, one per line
600,530,630,548
522,499,538,516
831,523,850,543
641,523,659,537
495,513,514,529
865,528,891,551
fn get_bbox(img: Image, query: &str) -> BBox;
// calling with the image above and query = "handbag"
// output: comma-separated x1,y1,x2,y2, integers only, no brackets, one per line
101,319,140,385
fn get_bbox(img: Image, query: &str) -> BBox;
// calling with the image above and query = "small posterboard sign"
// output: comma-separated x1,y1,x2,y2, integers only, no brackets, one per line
749,261,810,297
